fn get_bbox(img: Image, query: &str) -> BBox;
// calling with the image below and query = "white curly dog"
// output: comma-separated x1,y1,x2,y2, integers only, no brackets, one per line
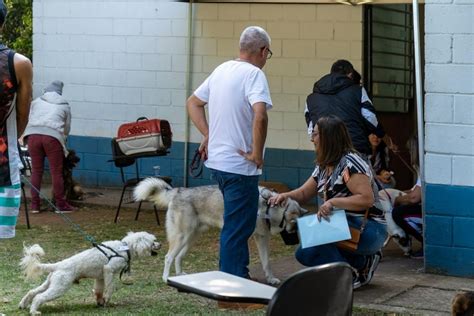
19,231,160,315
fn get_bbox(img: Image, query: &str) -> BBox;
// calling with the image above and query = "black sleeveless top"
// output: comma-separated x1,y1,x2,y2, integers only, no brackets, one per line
0,44,18,186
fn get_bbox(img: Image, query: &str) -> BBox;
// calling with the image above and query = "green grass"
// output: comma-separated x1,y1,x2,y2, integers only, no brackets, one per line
0,205,277,315
0,204,399,315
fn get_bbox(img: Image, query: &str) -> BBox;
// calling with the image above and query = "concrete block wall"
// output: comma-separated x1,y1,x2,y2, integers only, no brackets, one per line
33,0,190,141
32,0,363,189
190,3,363,151
424,0,474,276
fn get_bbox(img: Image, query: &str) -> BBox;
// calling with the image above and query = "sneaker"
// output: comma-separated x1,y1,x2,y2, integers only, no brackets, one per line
352,273,362,289
55,202,77,214
55,206,77,214
55,208,76,214
30,203,40,213
410,249,424,259
359,251,382,287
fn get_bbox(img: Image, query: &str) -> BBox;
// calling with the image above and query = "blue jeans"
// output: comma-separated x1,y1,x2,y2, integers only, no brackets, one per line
295,215,387,270
211,169,259,278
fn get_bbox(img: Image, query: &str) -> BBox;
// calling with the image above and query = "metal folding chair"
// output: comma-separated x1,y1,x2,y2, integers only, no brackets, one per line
111,138,171,225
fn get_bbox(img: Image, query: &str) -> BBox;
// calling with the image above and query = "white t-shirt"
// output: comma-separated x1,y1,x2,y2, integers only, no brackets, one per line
194,60,272,176
413,177,421,189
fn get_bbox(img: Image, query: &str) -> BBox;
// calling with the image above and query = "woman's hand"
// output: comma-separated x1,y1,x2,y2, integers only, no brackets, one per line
267,193,287,207
317,200,333,222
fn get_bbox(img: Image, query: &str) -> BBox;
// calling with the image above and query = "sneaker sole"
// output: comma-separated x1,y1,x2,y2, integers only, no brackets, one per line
353,279,362,289
360,253,381,287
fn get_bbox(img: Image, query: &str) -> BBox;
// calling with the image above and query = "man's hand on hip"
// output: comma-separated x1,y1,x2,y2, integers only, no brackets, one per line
238,150,263,169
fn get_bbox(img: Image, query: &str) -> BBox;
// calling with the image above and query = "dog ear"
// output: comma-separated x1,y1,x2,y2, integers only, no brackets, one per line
299,206,309,215
259,187,274,200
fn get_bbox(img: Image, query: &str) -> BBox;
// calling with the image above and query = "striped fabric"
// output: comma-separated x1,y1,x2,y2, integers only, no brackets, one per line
0,183,21,238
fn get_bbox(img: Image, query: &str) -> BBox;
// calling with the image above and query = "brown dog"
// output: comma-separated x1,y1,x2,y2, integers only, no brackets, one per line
452,291,474,316
63,149,84,200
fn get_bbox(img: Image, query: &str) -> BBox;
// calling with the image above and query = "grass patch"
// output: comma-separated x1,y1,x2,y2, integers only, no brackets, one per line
0,205,275,315
1,204,399,315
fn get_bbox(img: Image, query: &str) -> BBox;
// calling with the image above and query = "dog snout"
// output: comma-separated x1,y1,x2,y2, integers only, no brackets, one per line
151,242,161,256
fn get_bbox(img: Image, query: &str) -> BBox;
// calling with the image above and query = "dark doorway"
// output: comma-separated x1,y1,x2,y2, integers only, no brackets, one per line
363,4,424,190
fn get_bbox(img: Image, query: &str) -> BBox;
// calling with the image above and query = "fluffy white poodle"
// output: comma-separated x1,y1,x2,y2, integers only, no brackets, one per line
19,231,160,315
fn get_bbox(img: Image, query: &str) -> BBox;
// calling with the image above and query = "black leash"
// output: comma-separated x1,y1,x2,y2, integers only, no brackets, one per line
189,149,203,178
388,148,418,176
21,174,98,245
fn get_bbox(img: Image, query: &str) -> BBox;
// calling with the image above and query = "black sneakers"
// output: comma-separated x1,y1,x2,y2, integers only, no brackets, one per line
357,251,382,288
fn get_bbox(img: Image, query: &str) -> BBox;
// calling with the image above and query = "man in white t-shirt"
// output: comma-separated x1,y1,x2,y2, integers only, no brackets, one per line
187,26,273,279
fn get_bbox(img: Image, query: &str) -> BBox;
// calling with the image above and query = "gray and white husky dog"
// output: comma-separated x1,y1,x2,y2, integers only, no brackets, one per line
134,177,308,285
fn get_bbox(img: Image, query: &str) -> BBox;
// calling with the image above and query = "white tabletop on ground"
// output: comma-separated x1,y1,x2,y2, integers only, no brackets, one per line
167,271,276,304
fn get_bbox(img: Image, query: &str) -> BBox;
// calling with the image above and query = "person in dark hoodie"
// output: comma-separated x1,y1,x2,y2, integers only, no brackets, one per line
305,60,394,157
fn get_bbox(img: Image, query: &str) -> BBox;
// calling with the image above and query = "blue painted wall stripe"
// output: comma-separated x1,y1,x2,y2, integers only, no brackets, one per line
68,135,315,190
425,183,474,217
425,183,474,277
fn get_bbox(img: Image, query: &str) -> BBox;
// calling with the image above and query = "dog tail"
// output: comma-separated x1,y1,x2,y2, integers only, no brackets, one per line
133,177,173,209
20,244,48,280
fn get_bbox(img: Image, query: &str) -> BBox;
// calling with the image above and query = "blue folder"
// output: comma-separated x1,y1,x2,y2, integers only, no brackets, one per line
297,209,351,249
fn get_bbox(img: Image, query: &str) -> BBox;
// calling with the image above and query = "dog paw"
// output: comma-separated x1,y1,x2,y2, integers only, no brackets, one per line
96,298,105,307
31,311,41,315
18,299,28,309
267,277,281,285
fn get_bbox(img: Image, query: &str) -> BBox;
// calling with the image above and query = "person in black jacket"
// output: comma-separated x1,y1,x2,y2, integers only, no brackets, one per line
305,59,394,157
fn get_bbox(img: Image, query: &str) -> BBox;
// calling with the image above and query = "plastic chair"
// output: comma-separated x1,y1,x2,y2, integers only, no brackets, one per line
266,262,354,316
111,138,170,225
167,262,354,316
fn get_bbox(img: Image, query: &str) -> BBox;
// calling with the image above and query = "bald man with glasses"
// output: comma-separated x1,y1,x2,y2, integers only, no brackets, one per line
187,26,273,281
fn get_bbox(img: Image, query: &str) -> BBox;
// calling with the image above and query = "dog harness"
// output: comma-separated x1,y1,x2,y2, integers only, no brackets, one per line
94,242,131,280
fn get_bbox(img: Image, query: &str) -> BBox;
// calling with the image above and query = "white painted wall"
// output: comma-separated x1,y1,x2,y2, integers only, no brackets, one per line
424,0,474,186
33,0,363,151
33,0,189,141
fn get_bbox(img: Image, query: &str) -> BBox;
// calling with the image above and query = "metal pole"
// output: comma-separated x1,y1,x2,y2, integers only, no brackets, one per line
412,0,425,267
412,0,424,184
183,0,194,187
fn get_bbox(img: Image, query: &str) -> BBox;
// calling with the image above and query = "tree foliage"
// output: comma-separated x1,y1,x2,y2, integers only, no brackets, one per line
2,0,32,60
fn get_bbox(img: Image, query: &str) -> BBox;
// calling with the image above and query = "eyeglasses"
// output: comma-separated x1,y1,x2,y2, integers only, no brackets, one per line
310,131,319,139
262,47,273,59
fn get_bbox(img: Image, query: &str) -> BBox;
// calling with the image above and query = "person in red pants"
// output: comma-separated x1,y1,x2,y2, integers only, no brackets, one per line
23,80,75,213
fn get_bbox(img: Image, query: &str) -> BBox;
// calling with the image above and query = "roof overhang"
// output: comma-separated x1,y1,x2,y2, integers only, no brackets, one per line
191,0,424,4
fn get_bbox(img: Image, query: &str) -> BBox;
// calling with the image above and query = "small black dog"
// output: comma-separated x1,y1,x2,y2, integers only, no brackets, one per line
452,291,474,316
63,149,84,201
